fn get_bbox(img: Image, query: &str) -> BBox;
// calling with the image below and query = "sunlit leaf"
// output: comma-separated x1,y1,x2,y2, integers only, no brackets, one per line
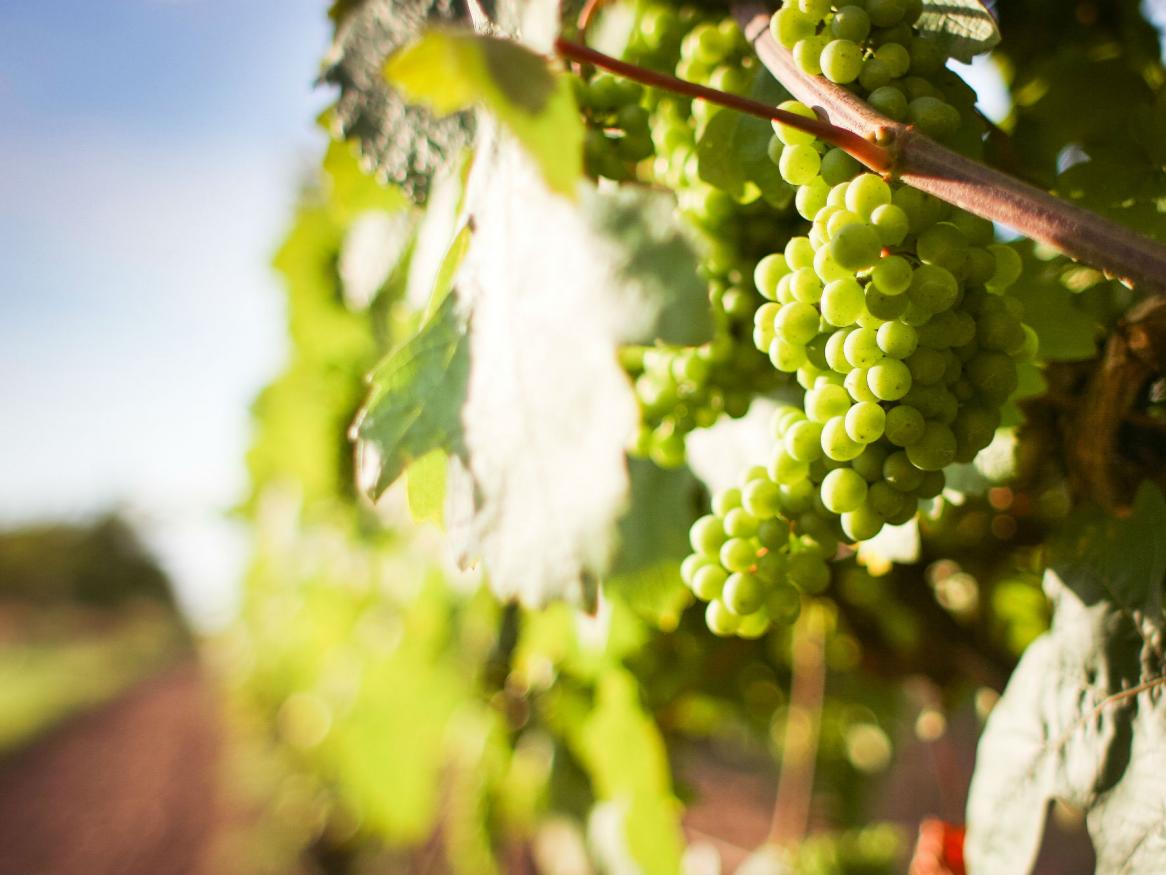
385,28,583,196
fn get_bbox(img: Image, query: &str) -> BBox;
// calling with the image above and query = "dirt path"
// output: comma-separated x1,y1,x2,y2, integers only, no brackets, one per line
0,659,221,875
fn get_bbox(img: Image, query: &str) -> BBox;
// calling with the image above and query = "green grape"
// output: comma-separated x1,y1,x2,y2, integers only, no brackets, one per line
845,401,887,443
790,267,824,303
830,222,883,270
842,505,885,541
869,481,914,521
773,99,819,146
821,277,866,327
723,572,765,615
773,405,807,437
986,244,1023,291
724,507,760,538
786,235,816,269
867,85,908,121
908,96,962,139
917,222,969,273
776,301,822,344
821,416,865,461
824,329,852,373
866,0,907,26
884,403,926,446
844,327,883,368
736,611,772,639
692,564,728,600
859,57,893,91
864,285,909,320
770,337,809,371
821,467,868,513
796,177,831,220
905,421,957,470
681,553,710,586
845,367,879,402
788,550,830,593
720,537,758,572
966,350,1018,402
814,246,853,283
952,405,999,461
770,446,811,484
908,35,944,75
821,38,864,84
873,40,910,75
906,347,947,385
706,599,742,636
820,148,862,186
870,203,910,246
786,419,825,462
845,174,893,219
757,520,787,551
851,442,889,481
883,450,924,491
827,208,864,238
793,36,827,76
781,479,816,514
977,310,1026,354
800,0,832,18
831,6,872,42
876,320,918,358
743,478,784,517
779,143,822,185
690,514,727,554
807,381,852,421
767,581,803,622
871,255,912,296
867,358,912,400
908,264,959,314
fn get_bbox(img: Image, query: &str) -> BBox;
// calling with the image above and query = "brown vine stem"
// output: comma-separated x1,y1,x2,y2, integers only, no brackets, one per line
733,4,1166,297
554,38,893,172
768,605,826,848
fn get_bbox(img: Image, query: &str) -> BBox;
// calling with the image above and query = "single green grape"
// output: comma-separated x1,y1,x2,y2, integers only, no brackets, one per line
723,571,765,615
845,400,887,443
831,6,872,42
867,358,913,400
884,403,926,446
690,514,726,555
883,450,925,491
821,277,866,327
720,537,759,573
821,38,864,84
830,222,883,271
692,564,728,600
706,599,742,636
773,99,819,146
786,419,826,462
821,466,869,513
821,415,866,461
905,421,957,470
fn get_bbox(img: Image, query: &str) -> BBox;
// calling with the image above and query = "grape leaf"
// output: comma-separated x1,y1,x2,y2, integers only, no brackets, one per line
353,293,470,498
604,460,701,629
966,484,1166,875
323,0,477,204
357,128,711,606
385,28,583,197
916,0,1000,63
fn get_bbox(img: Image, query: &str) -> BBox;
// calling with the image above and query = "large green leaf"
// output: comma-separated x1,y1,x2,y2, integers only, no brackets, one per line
966,484,1166,875
386,28,583,197
916,0,1000,63
323,0,477,204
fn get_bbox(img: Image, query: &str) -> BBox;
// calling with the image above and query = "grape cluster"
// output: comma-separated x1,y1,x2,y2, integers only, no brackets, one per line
574,73,655,182
771,0,979,145
681,466,831,638
756,100,1032,538
678,97,1035,633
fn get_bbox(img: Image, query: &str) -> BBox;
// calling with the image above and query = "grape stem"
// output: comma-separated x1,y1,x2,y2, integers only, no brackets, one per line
733,3,1166,297
553,37,894,173
768,606,826,848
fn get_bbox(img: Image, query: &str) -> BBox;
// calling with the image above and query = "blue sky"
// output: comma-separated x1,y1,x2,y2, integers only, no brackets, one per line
0,0,332,625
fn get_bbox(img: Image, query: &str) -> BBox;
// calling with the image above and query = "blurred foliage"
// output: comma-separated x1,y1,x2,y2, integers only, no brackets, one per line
232,0,1166,872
